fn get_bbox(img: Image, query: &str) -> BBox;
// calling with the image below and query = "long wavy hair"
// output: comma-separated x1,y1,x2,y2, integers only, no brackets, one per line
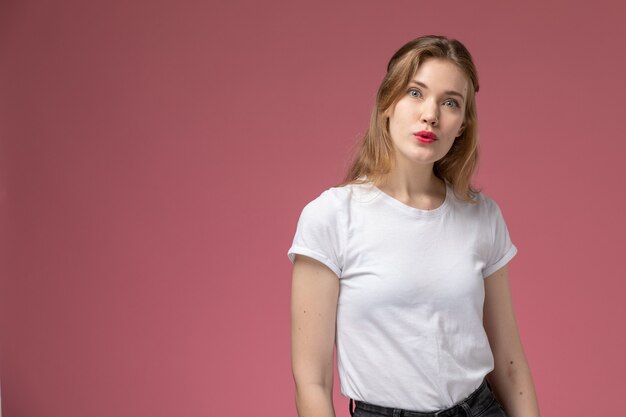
334,35,482,203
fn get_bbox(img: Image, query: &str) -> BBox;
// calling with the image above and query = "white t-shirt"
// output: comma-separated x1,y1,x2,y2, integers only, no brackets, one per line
287,178,518,411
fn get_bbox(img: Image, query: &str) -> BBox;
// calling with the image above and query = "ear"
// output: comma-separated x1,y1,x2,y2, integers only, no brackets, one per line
456,123,466,138
382,101,397,119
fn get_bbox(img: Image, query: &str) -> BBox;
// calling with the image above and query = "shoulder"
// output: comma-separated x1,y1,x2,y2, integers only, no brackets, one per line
289,186,351,276
449,188,507,228
296,185,353,228
451,187,493,214
476,191,508,219
475,191,498,212
301,184,356,212
468,190,513,236
301,186,346,211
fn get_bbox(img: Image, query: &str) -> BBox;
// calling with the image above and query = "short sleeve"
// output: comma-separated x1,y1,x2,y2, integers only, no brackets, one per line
287,189,344,278
482,197,518,278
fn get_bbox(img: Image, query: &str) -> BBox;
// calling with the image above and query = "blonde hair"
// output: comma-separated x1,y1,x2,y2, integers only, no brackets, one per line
334,35,482,203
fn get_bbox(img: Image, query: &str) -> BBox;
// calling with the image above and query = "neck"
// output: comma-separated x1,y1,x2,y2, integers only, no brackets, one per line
376,161,444,201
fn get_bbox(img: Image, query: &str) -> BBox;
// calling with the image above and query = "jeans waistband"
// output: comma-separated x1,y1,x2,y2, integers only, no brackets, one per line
349,378,494,417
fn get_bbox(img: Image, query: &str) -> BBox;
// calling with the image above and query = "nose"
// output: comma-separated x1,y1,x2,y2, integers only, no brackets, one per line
421,99,439,126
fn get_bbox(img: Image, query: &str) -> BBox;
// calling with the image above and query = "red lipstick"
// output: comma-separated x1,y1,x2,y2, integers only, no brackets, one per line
414,130,438,144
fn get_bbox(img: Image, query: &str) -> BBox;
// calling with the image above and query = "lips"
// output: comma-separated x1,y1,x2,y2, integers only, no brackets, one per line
414,130,438,140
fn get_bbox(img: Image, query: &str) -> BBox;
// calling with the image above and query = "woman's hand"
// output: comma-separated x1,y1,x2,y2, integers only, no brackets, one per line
483,265,541,417
291,254,340,417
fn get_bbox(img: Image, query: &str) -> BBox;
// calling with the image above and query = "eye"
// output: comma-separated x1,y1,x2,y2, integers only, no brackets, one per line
444,99,460,108
408,88,422,98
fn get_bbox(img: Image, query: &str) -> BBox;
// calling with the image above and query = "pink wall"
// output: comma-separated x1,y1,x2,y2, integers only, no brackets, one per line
1,0,625,416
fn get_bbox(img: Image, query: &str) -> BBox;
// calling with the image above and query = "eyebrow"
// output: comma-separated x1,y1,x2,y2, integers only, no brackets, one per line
408,80,465,102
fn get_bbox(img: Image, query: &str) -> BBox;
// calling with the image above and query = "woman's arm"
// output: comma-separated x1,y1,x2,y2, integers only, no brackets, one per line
483,265,541,417
291,254,340,417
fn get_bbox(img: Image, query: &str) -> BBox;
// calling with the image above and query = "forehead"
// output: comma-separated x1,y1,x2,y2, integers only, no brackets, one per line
410,58,468,94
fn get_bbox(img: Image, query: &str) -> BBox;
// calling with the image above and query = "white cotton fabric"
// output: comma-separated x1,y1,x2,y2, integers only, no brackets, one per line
287,177,518,411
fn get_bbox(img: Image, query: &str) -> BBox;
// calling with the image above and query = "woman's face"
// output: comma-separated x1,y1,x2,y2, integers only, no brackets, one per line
384,58,468,168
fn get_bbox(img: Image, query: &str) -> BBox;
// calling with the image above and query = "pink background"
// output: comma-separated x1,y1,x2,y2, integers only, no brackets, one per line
1,0,625,416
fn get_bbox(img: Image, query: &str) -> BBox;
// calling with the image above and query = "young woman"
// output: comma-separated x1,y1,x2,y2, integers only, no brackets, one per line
288,35,540,417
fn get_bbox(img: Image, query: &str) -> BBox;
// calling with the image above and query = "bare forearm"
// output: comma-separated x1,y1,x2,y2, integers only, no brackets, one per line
295,383,336,417
488,359,541,417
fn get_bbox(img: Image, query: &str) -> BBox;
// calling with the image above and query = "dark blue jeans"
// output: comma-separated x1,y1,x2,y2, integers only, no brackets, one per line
349,378,508,417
